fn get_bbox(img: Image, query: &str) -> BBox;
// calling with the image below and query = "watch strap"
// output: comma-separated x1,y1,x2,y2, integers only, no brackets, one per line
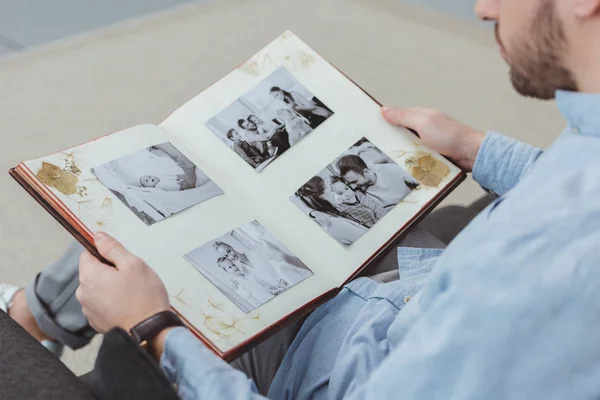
129,311,184,347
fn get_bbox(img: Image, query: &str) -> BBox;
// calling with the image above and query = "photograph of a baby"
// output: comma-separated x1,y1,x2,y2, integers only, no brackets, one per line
92,142,223,226
184,221,313,313
291,138,419,246
206,66,333,171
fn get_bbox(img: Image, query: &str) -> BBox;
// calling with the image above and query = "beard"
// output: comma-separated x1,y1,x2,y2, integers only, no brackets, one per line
504,1,578,100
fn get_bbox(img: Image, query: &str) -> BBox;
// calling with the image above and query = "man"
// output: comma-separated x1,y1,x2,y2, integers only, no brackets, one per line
337,154,418,208
3,0,600,399
226,128,266,168
238,116,291,155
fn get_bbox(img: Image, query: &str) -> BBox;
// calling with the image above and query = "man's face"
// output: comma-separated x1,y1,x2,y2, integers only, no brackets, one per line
342,169,369,190
216,243,239,262
476,0,577,99
249,115,263,124
241,119,257,131
219,258,243,276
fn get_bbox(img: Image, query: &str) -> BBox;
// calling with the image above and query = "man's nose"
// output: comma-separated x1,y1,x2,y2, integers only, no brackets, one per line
475,0,500,21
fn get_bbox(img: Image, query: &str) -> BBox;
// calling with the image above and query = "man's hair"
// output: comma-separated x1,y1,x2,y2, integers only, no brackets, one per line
270,86,282,93
237,119,246,129
337,155,368,177
330,175,346,185
212,241,230,253
226,129,237,140
216,256,229,272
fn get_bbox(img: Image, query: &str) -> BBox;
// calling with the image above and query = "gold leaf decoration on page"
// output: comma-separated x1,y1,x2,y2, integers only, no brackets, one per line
239,53,276,76
207,295,224,312
64,197,95,218
202,313,233,339
98,189,113,211
409,155,450,188
59,149,84,176
298,52,315,70
216,316,246,336
170,288,196,308
388,150,408,162
92,213,116,232
246,310,267,327
280,31,294,40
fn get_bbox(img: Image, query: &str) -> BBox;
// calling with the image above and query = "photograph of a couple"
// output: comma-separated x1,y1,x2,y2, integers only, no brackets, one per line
92,142,223,226
291,138,419,246
184,221,313,313
206,66,333,171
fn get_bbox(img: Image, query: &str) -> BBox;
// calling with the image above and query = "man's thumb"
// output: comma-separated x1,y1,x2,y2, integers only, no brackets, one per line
94,232,132,265
381,106,427,131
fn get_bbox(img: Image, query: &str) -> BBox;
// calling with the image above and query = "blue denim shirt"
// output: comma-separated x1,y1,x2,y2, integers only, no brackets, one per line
161,90,600,399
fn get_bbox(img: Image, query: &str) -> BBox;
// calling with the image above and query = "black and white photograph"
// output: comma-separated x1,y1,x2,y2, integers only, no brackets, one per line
92,142,224,226
206,66,334,171
184,221,313,313
291,138,419,246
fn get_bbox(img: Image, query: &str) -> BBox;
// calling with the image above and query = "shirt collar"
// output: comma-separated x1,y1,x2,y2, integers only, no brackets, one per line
555,90,600,137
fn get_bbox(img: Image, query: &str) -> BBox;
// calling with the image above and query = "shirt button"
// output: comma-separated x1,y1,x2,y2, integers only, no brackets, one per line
403,295,412,304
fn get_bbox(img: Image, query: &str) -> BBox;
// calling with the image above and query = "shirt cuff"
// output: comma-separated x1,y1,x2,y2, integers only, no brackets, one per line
160,327,256,399
472,131,542,197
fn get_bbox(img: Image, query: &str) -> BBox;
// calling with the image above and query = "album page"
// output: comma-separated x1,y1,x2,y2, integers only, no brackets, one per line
160,32,462,289
21,122,335,354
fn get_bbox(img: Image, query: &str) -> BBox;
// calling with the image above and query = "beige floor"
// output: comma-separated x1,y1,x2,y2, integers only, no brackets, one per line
0,0,565,375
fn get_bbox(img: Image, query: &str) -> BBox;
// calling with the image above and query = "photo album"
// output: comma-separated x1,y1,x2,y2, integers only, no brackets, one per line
10,31,465,360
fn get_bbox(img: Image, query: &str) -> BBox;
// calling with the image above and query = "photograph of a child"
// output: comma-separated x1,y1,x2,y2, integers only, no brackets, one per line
184,221,313,313
291,138,419,246
206,66,333,171
92,142,223,226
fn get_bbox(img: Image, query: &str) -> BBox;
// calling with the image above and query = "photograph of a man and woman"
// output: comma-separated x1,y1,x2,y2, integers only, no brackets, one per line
184,221,313,313
291,138,420,246
92,142,223,226
205,66,334,172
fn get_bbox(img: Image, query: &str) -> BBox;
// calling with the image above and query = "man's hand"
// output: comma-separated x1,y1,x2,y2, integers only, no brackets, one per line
76,232,170,334
382,107,485,172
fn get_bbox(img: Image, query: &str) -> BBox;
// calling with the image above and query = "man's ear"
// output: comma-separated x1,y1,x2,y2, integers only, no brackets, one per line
572,0,600,18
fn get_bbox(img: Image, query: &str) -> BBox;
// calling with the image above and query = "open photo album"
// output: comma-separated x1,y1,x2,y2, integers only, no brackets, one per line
10,31,465,360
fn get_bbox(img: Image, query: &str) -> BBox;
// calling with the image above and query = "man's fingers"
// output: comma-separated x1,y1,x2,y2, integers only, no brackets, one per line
381,106,432,131
94,232,136,267
79,250,114,286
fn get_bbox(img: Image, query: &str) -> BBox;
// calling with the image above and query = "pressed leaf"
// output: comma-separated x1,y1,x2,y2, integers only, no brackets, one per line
37,163,79,195
36,169,56,187
431,161,450,177
420,174,442,187
55,171,78,195
41,162,62,178
417,155,436,170
411,166,428,182
410,155,450,188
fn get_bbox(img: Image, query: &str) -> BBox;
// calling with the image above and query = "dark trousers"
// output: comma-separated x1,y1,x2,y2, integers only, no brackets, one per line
0,310,95,400
0,309,179,400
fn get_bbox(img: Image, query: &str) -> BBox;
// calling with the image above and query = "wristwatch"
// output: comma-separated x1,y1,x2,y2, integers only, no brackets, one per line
129,310,185,348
